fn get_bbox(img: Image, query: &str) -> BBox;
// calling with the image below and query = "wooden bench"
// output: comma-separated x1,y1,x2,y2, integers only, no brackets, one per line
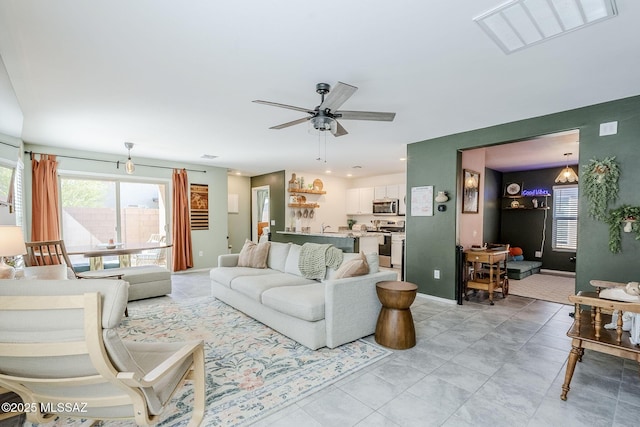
561,291,640,400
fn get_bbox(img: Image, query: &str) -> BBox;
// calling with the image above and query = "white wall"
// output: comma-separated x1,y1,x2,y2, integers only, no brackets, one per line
227,174,251,253
284,170,350,233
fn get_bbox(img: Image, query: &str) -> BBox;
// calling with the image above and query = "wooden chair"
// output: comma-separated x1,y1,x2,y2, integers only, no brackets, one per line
561,290,640,400
0,280,205,426
24,239,123,280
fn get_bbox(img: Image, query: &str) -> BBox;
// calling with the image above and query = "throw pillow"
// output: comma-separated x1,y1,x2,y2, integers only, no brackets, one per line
238,239,270,268
334,251,369,279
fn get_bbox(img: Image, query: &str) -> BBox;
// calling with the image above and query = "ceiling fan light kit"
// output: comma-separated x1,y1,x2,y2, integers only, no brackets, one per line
253,81,396,138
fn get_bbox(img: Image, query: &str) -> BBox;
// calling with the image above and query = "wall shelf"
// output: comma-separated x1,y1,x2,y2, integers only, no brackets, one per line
503,207,550,211
288,189,326,195
288,203,320,209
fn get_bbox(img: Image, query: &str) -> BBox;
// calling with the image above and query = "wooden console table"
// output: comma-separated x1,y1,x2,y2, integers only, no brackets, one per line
463,248,509,305
561,291,640,400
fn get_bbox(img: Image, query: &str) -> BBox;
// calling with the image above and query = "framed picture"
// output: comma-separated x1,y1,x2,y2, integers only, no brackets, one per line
462,169,480,214
504,182,523,197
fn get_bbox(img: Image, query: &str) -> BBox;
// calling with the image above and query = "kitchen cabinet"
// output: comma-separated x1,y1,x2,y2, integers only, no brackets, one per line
346,187,374,215
358,235,379,255
374,185,399,200
391,234,404,267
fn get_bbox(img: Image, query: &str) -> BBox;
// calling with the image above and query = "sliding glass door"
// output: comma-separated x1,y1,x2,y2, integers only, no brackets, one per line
60,176,168,268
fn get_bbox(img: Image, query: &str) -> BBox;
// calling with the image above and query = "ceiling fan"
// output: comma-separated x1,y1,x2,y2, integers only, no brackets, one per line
253,82,396,137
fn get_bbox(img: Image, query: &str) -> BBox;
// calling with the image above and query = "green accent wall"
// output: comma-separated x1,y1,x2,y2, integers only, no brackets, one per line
407,95,640,300
251,171,285,236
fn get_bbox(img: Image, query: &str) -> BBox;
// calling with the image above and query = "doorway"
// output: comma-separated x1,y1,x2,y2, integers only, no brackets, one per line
459,129,579,303
251,185,270,242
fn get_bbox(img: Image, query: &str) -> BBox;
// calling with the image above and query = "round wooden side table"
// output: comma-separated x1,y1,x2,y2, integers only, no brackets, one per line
375,280,418,349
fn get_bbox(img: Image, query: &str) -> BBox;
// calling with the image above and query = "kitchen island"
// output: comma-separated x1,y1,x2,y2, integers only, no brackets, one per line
273,231,381,254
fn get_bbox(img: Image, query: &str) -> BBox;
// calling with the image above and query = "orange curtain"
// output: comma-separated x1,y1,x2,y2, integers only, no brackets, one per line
31,154,61,241
172,168,193,271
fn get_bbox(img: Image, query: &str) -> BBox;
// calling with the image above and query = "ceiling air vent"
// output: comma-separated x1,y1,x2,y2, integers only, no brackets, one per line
474,0,617,54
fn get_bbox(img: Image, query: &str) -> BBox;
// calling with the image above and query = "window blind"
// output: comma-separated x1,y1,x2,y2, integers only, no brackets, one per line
552,185,578,251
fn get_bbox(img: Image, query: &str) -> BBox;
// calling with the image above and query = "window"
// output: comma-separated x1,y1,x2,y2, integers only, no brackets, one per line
0,160,22,226
60,176,168,268
552,185,578,251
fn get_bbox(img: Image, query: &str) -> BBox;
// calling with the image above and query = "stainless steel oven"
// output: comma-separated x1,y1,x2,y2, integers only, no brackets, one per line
373,199,399,216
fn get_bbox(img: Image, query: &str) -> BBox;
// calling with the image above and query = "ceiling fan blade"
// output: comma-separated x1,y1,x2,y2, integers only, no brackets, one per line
336,110,396,121
269,116,310,130
253,100,312,114
320,82,358,112
331,121,349,137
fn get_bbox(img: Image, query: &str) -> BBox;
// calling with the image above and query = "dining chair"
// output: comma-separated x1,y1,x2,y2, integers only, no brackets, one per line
24,239,84,279
0,279,205,426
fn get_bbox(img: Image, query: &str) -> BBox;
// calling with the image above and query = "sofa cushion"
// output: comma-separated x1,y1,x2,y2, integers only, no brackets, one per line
284,244,304,276
238,239,270,268
231,273,317,302
209,266,278,288
325,252,379,280
334,252,369,279
262,283,326,322
267,242,291,272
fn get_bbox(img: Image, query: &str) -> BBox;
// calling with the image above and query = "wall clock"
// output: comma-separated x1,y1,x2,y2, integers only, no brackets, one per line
505,182,522,197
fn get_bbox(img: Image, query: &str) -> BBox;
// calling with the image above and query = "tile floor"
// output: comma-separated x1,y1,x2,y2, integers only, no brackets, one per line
158,271,640,427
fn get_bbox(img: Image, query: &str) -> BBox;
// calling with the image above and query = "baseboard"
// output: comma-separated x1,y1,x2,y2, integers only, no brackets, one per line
416,292,457,305
540,269,575,278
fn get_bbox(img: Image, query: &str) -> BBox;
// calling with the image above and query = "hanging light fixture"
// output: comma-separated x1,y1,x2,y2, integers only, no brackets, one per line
555,152,579,183
124,142,135,174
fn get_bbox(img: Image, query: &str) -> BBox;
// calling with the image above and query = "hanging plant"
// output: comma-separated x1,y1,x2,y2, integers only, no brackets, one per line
605,205,640,253
582,157,620,221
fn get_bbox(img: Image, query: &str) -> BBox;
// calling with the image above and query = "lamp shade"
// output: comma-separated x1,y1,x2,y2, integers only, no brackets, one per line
555,166,579,183
0,225,26,257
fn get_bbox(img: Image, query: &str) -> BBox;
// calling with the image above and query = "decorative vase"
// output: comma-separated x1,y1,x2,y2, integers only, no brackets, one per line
435,191,448,203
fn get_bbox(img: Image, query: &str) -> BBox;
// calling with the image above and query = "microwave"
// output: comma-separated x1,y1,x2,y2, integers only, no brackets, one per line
373,199,399,216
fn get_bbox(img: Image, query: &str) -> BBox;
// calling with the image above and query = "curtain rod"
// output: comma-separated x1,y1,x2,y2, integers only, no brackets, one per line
24,150,207,173
1,140,20,148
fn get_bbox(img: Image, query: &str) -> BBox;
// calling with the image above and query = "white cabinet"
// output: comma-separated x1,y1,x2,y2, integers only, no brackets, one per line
346,187,374,215
391,234,404,267
374,185,399,200
358,236,379,255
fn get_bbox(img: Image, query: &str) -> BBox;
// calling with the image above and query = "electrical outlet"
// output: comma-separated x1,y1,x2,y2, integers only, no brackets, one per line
535,251,542,258
434,269,440,279
199,251,204,257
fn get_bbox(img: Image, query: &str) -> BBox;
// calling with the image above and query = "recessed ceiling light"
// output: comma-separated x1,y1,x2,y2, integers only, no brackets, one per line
474,0,617,54
346,173,353,177
325,170,332,174
235,172,241,176
201,154,218,160
400,157,406,161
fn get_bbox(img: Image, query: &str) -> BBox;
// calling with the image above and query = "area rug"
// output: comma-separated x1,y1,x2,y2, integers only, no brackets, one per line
508,273,575,305
34,296,390,427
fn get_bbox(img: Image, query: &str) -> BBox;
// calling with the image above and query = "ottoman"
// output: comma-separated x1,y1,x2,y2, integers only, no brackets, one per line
79,265,172,301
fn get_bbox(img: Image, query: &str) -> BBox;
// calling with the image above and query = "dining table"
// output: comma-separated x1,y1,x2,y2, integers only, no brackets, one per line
66,242,172,270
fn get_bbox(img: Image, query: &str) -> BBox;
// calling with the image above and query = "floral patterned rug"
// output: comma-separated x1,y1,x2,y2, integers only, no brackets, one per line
36,296,390,427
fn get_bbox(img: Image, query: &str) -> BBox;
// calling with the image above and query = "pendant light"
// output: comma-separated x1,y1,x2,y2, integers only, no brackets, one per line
555,152,578,183
124,142,135,174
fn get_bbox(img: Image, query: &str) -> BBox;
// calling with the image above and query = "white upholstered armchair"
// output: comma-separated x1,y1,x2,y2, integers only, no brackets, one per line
0,280,205,426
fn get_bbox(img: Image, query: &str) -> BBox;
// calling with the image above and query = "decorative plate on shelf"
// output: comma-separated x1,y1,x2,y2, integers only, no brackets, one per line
505,182,522,197
313,179,323,191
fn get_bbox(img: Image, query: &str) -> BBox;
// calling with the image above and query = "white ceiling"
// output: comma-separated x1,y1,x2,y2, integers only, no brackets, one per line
0,1,638,177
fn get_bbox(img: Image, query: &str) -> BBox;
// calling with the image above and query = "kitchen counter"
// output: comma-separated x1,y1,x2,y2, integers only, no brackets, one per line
273,231,382,254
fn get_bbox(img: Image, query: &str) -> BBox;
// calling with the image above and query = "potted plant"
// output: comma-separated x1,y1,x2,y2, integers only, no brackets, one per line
605,205,640,253
582,157,620,221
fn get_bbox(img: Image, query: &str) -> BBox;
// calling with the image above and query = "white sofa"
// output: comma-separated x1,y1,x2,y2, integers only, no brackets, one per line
210,242,397,350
